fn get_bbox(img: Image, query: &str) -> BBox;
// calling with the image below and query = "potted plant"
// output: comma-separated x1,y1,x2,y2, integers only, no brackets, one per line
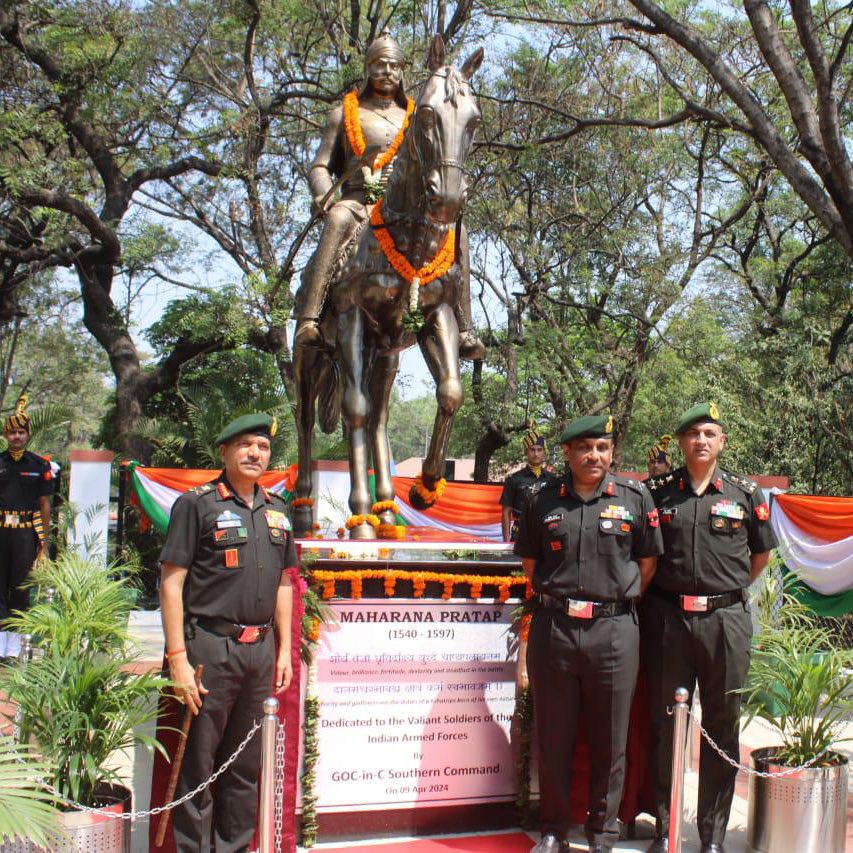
0,739,61,848
740,565,852,853
0,553,168,852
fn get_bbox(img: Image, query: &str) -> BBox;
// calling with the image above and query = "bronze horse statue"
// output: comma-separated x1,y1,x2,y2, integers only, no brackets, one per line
291,36,484,539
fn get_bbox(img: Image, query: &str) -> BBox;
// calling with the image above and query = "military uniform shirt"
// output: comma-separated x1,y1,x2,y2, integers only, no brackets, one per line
500,466,559,516
647,465,775,594
515,472,663,601
0,450,54,512
159,476,298,626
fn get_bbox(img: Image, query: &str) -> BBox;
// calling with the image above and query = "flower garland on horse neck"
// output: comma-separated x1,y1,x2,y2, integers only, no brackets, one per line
343,90,415,202
369,199,456,332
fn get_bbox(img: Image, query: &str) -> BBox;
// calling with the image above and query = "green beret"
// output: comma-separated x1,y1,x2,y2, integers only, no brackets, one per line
215,413,278,445
559,414,614,444
675,402,722,434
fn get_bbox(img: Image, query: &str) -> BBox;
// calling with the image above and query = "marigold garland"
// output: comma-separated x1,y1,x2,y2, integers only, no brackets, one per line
291,497,315,508
342,90,415,171
370,200,455,288
377,523,407,540
344,514,381,530
412,473,447,505
312,568,528,601
371,500,400,515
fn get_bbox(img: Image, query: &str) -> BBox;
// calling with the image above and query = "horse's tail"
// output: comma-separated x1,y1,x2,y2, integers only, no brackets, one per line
317,356,342,434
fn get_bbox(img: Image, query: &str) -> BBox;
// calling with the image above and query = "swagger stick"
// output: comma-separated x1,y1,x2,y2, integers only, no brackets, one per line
155,664,204,847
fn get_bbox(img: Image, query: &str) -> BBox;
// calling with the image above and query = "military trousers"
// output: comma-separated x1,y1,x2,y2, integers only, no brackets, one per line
172,623,274,853
527,604,639,848
641,591,752,845
0,526,37,620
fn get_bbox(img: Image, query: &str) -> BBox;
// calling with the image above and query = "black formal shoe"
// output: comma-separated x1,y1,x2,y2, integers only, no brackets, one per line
700,845,724,853
530,834,561,853
646,838,668,853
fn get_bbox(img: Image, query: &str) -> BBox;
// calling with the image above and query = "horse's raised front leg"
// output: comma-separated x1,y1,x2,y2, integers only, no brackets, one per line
410,302,462,510
368,351,400,527
337,307,373,538
292,346,322,537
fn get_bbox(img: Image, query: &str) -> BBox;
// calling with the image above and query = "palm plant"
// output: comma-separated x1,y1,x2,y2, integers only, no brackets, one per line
740,564,853,765
0,739,61,847
0,553,168,806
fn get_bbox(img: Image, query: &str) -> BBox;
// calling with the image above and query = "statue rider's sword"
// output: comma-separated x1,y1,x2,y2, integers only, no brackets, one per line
279,143,382,284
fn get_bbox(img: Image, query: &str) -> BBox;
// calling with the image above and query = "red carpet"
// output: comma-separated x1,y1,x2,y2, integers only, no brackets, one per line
316,833,534,851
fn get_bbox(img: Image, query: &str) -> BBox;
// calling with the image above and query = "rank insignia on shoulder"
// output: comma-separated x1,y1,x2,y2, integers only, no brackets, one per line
755,502,770,521
605,480,615,496
190,483,214,495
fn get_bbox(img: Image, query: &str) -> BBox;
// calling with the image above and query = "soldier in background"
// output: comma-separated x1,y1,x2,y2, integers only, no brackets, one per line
646,435,673,478
0,395,53,660
499,424,558,541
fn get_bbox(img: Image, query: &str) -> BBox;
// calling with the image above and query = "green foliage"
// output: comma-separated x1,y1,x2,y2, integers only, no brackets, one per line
0,739,61,847
740,567,853,766
0,553,168,806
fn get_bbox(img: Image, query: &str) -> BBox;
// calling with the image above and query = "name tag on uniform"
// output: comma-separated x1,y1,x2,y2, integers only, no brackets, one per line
681,595,709,612
567,599,594,619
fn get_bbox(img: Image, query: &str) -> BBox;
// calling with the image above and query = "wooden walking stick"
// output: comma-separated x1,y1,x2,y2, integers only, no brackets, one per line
154,664,204,848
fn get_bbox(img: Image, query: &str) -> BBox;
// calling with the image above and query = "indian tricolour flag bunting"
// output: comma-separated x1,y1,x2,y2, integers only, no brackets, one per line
772,493,853,616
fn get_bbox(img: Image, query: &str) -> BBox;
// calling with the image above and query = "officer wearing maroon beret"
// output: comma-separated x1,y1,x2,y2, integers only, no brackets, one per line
642,403,775,853
0,395,54,660
515,414,662,853
160,413,296,852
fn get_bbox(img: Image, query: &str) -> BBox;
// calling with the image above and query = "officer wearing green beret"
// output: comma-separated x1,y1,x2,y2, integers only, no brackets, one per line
515,415,663,853
642,403,775,853
499,424,559,541
160,413,296,852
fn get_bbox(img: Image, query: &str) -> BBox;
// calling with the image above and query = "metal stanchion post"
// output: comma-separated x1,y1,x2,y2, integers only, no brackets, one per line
13,634,32,743
667,687,690,853
684,688,697,773
258,697,280,853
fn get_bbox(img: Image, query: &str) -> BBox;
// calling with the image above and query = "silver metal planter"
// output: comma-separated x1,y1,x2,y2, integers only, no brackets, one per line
747,747,848,853
1,784,130,853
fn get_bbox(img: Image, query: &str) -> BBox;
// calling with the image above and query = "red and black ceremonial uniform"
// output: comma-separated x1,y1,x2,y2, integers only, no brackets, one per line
0,449,53,620
499,465,558,541
159,475,297,853
515,472,663,850
642,466,775,847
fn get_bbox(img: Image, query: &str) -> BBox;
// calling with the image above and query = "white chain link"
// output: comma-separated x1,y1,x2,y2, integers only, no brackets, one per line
274,720,286,852
686,707,831,778
38,719,262,820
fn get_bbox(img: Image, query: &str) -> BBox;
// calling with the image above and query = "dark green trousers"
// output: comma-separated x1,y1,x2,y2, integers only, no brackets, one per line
527,606,638,848
641,592,752,846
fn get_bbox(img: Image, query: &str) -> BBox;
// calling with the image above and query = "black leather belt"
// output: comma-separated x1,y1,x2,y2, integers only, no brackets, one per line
650,587,745,613
538,592,633,620
193,616,272,643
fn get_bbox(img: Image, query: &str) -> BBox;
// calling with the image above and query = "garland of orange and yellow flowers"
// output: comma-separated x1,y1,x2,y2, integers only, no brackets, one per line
342,90,415,202
370,199,456,332
343,500,410,539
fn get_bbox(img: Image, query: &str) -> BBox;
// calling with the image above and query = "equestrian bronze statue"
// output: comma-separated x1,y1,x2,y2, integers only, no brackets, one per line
291,35,484,539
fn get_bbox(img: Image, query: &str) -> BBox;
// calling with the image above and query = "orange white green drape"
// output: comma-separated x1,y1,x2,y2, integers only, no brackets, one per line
126,462,298,535
771,493,853,615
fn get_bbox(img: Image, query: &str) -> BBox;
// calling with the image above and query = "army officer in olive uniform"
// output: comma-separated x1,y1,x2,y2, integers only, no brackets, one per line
500,424,559,541
642,403,775,853
515,415,663,853
160,413,296,853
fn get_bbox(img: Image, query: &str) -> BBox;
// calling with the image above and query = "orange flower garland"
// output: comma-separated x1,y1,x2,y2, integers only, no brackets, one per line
291,497,314,508
370,200,455,288
371,500,399,515
312,568,528,601
377,523,407,540
412,473,447,505
345,514,380,530
342,91,415,171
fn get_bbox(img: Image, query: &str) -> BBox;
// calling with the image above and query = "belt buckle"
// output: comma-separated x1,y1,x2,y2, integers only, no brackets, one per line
4,512,19,527
237,625,261,643
566,599,595,619
681,595,709,613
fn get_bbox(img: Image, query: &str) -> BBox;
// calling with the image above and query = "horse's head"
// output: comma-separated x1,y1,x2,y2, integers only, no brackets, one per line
411,35,484,225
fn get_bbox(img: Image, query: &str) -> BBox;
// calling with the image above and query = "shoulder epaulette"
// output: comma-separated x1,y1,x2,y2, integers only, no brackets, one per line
618,477,645,495
722,470,758,494
645,472,675,492
188,483,215,496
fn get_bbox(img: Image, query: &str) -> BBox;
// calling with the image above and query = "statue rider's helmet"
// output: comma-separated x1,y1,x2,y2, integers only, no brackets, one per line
360,28,409,108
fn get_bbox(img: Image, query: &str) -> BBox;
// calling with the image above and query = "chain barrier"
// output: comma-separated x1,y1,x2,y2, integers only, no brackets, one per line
37,719,262,821
274,721,286,852
687,707,831,778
